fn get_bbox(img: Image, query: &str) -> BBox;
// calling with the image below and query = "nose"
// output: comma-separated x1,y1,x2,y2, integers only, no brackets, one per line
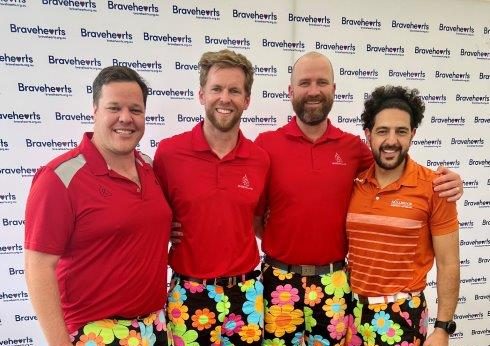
118,108,133,123
306,84,321,97
385,130,398,144
219,90,231,103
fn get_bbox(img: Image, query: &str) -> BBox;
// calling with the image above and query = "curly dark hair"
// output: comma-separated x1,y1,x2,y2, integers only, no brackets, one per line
361,85,425,130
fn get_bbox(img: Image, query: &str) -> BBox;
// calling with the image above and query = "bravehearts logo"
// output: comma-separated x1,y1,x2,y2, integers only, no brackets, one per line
262,38,305,52
341,16,381,30
414,46,451,58
434,70,470,82
420,93,446,104
254,64,278,77
0,0,26,8
316,42,356,55
148,87,194,100
460,48,490,60
145,114,165,126
451,137,484,147
204,35,251,50
42,0,97,12
0,139,9,152
48,55,102,70
0,336,34,346
232,9,277,24
0,192,17,204
391,19,429,33
143,32,192,47
172,4,219,20
455,93,490,104
176,114,203,123
174,61,198,72
25,138,78,151
112,58,162,73
80,27,133,43
10,24,66,40
288,12,330,27
411,138,442,148
426,159,460,169
474,115,490,124
366,43,404,56
242,115,277,126
0,52,34,67
336,115,362,126
430,115,465,127
55,111,93,124
334,92,354,103
107,1,158,16
0,243,23,255
0,110,42,124
439,22,474,36
262,90,289,102
17,82,72,97
388,69,426,81
342,67,379,80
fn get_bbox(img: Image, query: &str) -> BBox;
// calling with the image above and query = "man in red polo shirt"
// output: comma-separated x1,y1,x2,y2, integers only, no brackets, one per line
254,52,463,345
24,66,172,346
153,50,269,345
347,85,459,346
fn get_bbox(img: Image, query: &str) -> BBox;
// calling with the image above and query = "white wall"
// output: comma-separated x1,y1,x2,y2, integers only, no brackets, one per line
0,0,489,344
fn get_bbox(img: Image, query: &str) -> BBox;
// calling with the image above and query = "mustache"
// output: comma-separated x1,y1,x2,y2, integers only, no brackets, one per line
380,145,402,151
303,96,326,103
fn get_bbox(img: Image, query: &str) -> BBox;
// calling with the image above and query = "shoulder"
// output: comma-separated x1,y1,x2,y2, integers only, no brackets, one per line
40,148,87,188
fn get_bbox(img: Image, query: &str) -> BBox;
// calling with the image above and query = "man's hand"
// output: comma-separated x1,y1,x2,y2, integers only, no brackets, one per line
170,222,183,246
423,327,449,346
433,166,463,202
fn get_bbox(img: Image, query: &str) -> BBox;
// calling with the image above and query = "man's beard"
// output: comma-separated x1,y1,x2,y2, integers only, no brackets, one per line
293,96,333,126
373,145,408,170
206,109,242,133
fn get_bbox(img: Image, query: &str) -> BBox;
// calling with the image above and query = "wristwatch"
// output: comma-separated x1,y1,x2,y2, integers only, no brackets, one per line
434,320,457,335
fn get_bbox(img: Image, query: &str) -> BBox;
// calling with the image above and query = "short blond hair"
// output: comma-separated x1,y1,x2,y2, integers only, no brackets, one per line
198,49,254,96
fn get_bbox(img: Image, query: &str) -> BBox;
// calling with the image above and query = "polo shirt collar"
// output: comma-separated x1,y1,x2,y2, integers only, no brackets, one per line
359,155,418,188
79,132,149,176
284,116,343,143
191,121,250,159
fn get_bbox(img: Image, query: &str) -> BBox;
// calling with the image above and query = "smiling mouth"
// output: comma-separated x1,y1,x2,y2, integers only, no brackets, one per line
114,129,135,135
216,108,233,114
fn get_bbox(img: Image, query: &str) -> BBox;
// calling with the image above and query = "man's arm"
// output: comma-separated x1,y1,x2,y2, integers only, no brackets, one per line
25,249,72,346
424,230,460,346
254,215,264,240
433,166,463,202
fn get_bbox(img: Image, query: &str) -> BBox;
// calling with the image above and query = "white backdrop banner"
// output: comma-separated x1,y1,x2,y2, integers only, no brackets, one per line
0,0,489,345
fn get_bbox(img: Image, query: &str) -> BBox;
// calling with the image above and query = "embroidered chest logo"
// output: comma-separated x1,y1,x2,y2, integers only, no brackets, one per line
99,186,112,197
390,199,413,209
332,152,347,166
237,174,253,191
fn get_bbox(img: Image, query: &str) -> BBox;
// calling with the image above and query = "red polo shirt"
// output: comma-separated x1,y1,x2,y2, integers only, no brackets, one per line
25,133,172,333
153,122,270,278
255,117,372,265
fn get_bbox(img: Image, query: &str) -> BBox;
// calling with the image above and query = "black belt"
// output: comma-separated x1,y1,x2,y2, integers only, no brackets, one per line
264,256,345,276
175,270,261,287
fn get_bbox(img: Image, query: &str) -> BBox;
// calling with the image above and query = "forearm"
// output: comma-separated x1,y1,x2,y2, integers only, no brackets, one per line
435,261,460,320
254,215,264,240
25,251,72,346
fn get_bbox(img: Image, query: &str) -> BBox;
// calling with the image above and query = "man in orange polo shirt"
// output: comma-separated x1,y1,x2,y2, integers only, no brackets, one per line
347,85,460,346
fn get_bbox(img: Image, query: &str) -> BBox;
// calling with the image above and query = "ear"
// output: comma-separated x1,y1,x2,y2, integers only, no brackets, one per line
92,103,98,122
364,128,372,148
243,94,251,110
288,84,293,98
411,128,416,140
198,87,205,106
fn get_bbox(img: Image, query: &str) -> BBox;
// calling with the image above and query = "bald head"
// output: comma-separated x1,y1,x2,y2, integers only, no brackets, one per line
291,52,335,84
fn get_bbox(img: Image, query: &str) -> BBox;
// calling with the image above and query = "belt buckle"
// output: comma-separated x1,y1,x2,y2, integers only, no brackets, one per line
301,265,316,276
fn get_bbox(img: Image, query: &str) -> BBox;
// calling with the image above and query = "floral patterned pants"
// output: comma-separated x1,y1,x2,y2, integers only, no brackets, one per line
166,276,264,345
71,309,168,345
354,293,428,346
262,263,358,346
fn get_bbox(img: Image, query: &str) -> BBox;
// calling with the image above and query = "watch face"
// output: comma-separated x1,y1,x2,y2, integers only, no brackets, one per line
447,321,457,334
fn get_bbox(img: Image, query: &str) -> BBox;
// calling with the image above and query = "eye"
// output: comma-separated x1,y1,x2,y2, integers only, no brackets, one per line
131,108,143,115
107,106,119,112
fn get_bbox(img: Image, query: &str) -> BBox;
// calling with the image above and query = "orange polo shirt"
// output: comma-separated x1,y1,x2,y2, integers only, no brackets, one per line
346,157,458,297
